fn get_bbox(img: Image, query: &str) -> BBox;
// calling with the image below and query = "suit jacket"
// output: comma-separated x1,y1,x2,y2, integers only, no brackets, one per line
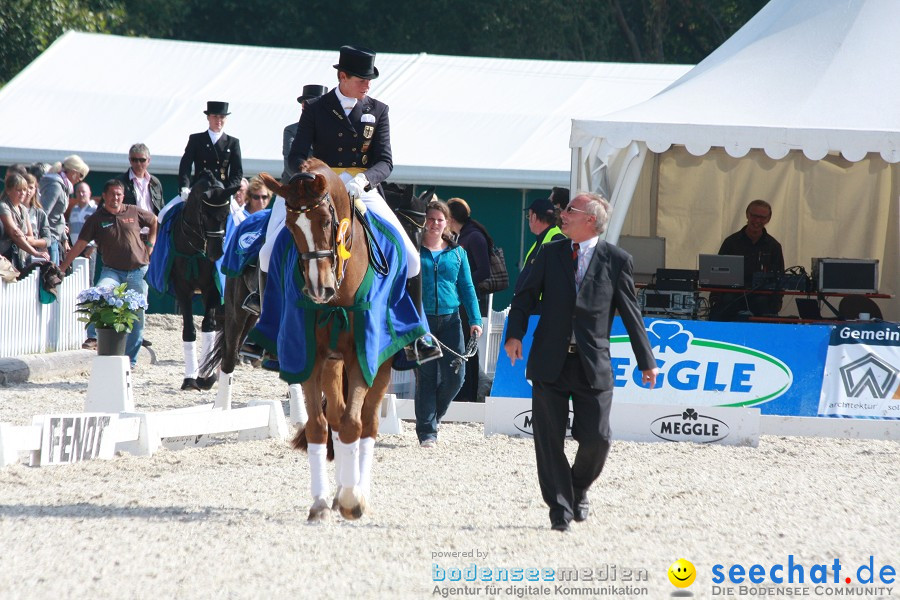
286,90,392,188
178,131,243,190
506,238,655,390
118,170,165,215
282,121,298,180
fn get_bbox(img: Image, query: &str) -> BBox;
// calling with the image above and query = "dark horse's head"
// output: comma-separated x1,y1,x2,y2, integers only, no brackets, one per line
382,183,435,249
259,160,355,304
185,170,239,261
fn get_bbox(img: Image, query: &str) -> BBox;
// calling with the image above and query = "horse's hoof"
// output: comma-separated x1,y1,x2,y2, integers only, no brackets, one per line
181,378,201,391
307,498,332,522
196,375,216,390
338,487,366,521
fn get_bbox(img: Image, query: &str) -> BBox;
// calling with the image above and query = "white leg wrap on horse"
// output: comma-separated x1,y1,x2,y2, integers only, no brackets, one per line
183,341,198,379
358,437,376,495
333,438,361,489
307,443,330,500
199,331,217,366
288,384,307,427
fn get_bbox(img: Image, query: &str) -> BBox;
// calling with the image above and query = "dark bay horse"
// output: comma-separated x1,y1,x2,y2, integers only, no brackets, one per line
169,172,238,390
258,159,414,521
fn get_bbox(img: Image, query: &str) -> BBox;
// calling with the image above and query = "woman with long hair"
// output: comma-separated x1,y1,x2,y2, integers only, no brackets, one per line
415,199,482,447
39,155,89,264
446,197,492,402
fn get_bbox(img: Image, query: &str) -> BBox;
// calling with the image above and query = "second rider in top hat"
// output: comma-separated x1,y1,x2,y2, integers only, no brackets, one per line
287,45,442,364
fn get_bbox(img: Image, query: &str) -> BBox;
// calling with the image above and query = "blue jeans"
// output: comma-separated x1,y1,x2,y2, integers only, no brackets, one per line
415,312,465,442
97,265,148,365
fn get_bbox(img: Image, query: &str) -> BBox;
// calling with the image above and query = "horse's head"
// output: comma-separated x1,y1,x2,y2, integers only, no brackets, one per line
383,183,435,249
260,162,351,304
187,170,237,261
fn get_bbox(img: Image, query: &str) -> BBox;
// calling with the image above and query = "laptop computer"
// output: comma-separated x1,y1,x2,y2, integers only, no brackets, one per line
795,298,823,320
698,254,745,288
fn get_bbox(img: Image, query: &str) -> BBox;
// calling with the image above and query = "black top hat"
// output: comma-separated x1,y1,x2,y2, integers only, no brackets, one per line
204,101,231,116
297,84,329,104
525,197,555,215
333,46,379,80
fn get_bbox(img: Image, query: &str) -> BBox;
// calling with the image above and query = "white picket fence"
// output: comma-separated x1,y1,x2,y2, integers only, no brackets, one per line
0,257,90,358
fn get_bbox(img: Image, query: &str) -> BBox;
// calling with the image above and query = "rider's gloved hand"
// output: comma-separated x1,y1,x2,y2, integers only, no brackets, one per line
180,187,191,201
345,173,369,201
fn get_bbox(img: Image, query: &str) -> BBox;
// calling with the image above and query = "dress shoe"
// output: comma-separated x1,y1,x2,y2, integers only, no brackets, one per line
550,517,570,532
573,489,590,522
81,337,97,350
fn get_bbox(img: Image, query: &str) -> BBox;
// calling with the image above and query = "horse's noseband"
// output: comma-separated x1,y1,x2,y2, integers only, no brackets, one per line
286,191,355,288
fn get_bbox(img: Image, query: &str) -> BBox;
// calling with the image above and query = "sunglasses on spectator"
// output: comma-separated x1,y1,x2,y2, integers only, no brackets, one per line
250,194,269,200
564,205,588,214
129,157,148,163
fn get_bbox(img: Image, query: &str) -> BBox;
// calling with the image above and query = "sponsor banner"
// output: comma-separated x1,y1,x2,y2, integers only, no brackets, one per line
35,413,118,465
818,322,900,419
485,398,759,446
491,317,828,416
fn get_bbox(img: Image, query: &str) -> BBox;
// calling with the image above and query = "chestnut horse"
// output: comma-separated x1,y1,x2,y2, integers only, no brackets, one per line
258,160,396,521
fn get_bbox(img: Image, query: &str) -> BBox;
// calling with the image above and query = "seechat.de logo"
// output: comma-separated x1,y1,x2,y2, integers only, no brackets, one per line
650,408,729,443
668,558,696,588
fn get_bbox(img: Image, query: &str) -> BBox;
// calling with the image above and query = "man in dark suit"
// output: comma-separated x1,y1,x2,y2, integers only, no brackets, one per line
118,143,164,215
286,45,440,364
178,101,243,191
504,192,659,533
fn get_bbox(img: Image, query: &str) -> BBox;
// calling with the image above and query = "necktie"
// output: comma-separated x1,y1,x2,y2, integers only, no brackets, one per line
572,243,581,285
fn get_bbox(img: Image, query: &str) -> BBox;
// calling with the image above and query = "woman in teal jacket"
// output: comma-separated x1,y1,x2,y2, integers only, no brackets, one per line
415,199,482,447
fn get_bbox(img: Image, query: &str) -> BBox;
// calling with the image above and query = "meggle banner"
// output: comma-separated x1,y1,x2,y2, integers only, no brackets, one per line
819,322,900,419
491,317,829,416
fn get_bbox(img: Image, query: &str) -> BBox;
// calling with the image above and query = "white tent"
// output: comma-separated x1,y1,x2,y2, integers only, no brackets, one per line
0,32,690,189
570,0,900,319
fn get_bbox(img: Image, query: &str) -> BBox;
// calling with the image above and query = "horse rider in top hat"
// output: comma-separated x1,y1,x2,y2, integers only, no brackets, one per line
286,45,441,364
178,101,243,192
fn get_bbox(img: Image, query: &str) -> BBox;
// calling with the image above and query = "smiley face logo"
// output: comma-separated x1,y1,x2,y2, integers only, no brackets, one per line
667,558,696,588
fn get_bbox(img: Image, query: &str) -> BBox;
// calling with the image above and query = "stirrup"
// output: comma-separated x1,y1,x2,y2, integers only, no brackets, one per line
404,336,442,366
242,292,262,316
239,341,265,361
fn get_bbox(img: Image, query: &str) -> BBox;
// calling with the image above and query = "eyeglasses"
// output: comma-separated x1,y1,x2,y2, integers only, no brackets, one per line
565,205,589,215
250,194,269,201
129,157,147,163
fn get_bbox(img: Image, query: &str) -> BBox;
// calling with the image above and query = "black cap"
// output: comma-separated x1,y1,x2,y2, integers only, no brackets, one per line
333,46,379,80
204,101,231,116
525,197,555,214
297,84,329,104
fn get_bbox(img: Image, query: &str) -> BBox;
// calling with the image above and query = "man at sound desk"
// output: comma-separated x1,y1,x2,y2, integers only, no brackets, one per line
709,199,784,321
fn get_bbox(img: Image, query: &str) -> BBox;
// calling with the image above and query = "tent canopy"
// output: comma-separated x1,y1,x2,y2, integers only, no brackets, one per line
0,32,690,189
569,0,900,319
571,0,900,164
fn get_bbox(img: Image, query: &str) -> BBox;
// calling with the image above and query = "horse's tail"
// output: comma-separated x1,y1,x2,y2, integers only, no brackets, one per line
290,423,335,461
199,330,226,378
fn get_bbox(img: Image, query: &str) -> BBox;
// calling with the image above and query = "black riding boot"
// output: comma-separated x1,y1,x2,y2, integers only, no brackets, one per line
403,274,442,365
241,265,263,316
239,270,269,362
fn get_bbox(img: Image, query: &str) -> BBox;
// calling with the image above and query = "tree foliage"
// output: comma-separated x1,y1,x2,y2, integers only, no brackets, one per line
1,0,768,85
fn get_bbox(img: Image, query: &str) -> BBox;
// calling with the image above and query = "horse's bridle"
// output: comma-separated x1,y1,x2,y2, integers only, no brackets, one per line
285,175,356,289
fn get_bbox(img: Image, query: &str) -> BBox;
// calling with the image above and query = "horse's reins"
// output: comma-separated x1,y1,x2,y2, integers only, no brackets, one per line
179,187,231,255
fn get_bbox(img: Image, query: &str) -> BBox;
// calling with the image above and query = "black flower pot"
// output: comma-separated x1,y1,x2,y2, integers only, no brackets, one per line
96,328,127,356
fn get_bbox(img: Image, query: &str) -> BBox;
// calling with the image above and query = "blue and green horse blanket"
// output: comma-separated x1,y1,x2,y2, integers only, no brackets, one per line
247,210,427,386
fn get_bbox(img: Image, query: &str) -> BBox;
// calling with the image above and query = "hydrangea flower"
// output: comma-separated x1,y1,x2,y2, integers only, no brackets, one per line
75,283,147,333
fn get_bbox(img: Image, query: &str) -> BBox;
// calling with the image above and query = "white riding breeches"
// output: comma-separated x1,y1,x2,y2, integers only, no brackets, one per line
258,182,420,279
